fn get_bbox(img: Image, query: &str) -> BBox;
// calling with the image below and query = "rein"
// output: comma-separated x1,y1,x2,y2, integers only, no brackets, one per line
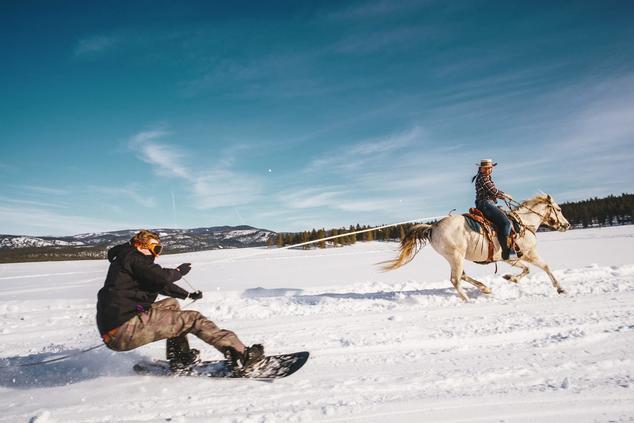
505,197,561,232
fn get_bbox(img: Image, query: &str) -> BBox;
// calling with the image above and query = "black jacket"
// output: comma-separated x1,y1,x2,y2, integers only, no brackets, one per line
96,243,189,334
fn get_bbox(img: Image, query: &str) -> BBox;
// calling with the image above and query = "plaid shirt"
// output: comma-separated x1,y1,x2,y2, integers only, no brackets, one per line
475,172,505,202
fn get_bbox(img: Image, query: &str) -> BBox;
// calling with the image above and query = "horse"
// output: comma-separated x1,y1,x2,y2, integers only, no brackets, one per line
383,193,571,301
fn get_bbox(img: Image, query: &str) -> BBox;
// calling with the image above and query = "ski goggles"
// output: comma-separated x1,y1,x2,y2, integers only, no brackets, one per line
142,240,163,256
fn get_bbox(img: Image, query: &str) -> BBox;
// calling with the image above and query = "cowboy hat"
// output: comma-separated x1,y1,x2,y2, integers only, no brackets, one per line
476,159,497,167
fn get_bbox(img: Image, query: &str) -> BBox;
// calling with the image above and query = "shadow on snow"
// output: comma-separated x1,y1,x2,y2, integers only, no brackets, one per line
242,286,485,304
0,347,144,389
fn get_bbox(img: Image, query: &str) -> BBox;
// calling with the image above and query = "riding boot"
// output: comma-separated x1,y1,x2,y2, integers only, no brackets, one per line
504,236,518,260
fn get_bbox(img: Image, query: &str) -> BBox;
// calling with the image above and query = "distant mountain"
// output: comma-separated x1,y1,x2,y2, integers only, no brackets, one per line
0,226,276,263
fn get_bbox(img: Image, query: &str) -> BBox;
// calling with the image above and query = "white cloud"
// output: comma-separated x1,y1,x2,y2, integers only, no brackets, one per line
0,205,134,236
292,126,477,222
334,26,432,54
128,129,262,210
0,196,68,209
279,186,412,214
307,126,423,173
130,130,191,179
280,188,343,209
91,185,157,209
74,34,119,56
18,185,69,196
557,98,634,153
191,171,262,209
328,0,432,20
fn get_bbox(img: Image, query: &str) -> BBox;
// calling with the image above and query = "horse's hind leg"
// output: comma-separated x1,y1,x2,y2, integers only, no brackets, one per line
523,251,566,294
448,256,470,301
503,261,530,284
462,272,491,294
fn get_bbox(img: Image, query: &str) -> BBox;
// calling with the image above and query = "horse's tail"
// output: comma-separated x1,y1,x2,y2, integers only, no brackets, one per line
382,223,433,271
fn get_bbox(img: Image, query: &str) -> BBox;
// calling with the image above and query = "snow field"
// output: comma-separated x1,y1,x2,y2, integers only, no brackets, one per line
0,226,633,422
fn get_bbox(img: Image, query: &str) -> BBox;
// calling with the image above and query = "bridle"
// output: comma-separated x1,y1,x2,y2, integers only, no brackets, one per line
505,197,567,231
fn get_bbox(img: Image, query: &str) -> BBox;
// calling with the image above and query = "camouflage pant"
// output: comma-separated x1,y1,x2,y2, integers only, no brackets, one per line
104,298,245,355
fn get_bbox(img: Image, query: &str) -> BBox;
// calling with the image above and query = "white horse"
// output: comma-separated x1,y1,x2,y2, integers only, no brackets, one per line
384,193,571,301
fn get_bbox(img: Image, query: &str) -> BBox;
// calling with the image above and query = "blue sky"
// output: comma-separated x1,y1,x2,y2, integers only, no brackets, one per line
1,0,633,236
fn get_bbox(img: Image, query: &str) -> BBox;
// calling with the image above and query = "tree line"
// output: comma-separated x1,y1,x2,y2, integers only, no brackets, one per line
273,193,633,248
559,193,633,228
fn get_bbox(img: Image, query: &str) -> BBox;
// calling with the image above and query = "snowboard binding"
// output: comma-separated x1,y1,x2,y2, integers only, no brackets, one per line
223,344,265,374
166,336,201,374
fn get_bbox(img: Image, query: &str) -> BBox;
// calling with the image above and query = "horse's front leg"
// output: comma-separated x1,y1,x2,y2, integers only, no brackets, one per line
503,260,530,284
523,252,566,294
462,272,491,294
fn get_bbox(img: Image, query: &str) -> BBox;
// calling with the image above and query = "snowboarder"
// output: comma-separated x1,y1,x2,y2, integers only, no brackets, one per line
472,159,518,260
96,230,263,372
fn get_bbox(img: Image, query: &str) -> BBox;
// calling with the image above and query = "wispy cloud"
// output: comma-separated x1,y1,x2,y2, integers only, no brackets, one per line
73,28,197,60
490,73,634,202
279,186,403,214
328,0,433,20
553,80,634,154
0,162,13,172
307,126,423,173
132,130,191,179
74,34,120,56
179,53,355,100
128,129,262,209
91,185,157,208
0,205,135,236
334,26,435,54
18,185,69,196
279,187,343,209
0,196,68,209
191,170,262,209
282,124,484,225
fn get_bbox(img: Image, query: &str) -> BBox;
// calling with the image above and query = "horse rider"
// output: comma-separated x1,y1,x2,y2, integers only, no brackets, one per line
472,159,518,260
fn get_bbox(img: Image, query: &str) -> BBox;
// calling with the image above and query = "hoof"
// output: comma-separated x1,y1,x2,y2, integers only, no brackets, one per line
557,288,566,294
503,275,518,284
481,288,492,294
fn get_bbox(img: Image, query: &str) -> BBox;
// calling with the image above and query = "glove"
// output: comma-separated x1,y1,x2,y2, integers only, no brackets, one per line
176,263,191,275
188,290,203,300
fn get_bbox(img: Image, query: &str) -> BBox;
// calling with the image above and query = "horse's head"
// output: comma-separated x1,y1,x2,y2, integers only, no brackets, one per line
540,194,570,232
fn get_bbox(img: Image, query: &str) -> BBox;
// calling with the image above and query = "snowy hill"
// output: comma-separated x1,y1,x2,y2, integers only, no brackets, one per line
0,225,276,263
0,226,633,422
0,236,85,249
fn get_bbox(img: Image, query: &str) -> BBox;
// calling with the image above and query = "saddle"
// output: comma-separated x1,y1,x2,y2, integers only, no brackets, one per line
463,208,522,263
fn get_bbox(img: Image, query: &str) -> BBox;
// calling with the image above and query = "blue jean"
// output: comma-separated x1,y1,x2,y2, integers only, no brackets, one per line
476,199,511,248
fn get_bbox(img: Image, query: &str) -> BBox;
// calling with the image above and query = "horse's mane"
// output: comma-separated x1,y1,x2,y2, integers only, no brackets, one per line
513,192,550,210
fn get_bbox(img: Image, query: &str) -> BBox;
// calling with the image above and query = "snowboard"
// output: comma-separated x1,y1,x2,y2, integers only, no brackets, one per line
133,351,309,379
